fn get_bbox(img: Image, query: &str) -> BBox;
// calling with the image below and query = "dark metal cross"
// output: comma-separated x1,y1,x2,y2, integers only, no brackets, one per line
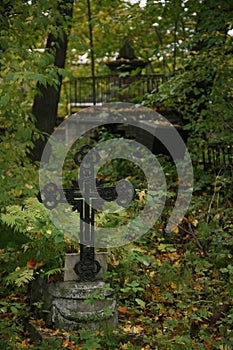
39,144,133,281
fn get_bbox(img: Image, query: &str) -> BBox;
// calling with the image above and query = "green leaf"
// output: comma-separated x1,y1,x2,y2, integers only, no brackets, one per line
10,306,19,314
135,298,145,308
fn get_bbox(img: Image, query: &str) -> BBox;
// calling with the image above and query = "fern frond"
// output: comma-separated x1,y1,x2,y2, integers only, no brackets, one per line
1,197,49,235
5,267,34,287
45,267,64,278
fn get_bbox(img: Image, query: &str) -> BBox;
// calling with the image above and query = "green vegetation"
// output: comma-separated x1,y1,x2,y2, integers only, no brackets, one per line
0,0,232,349
1,160,232,349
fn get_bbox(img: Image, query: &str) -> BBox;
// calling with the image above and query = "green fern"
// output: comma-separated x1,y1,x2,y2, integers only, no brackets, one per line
45,267,64,278
1,198,47,234
4,267,34,287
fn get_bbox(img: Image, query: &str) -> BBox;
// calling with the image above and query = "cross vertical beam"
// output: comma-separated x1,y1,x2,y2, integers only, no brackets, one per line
39,144,117,281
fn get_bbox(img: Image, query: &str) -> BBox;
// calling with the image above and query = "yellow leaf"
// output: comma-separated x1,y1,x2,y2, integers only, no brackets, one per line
171,225,179,233
138,190,146,204
108,252,120,267
192,219,198,226
21,340,28,348
62,339,70,347
131,325,144,334
170,282,176,289
149,271,156,277
25,183,33,189
123,322,143,334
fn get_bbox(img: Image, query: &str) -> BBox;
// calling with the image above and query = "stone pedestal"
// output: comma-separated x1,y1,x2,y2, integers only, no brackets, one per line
30,279,118,331
30,252,118,331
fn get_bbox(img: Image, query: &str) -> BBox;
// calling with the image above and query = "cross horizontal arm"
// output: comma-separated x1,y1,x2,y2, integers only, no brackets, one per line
38,182,117,211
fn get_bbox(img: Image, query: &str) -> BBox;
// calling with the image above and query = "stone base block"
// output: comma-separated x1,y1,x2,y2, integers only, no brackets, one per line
30,279,118,331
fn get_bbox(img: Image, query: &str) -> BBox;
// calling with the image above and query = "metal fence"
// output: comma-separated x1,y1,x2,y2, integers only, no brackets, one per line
190,142,233,171
63,74,166,113
201,142,233,171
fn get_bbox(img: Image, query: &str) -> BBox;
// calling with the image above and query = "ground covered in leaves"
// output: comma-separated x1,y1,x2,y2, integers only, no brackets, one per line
1,166,232,349
1,231,233,349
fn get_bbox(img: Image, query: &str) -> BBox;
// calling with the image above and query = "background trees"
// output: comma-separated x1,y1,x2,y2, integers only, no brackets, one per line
147,0,233,145
0,0,74,204
0,1,232,348
2,0,231,168
31,0,74,161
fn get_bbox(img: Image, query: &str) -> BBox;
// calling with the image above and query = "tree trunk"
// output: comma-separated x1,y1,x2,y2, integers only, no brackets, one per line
31,0,74,162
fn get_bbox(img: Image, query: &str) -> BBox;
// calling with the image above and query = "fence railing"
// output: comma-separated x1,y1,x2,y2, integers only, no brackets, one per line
62,77,232,171
63,74,166,114
190,142,233,171
201,142,233,171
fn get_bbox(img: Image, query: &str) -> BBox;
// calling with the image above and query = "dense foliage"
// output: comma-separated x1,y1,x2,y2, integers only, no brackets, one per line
144,0,233,145
0,0,232,349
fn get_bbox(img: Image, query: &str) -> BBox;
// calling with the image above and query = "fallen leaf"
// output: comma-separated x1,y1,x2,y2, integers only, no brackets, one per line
138,190,146,204
62,339,70,347
27,258,37,269
27,259,44,269
170,225,179,233
118,305,129,314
